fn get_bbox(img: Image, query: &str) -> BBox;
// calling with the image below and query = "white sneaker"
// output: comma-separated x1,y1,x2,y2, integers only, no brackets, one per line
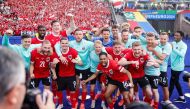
101,101,107,109
91,100,96,108
56,104,63,109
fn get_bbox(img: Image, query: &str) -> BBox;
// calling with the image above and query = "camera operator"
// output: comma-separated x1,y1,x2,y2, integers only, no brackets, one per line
0,47,55,109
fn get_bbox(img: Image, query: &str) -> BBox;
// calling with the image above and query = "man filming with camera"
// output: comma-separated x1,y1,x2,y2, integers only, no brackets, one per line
0,47,55,109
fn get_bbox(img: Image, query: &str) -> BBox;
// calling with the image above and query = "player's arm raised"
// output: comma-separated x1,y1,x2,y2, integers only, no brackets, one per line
66,15,77,35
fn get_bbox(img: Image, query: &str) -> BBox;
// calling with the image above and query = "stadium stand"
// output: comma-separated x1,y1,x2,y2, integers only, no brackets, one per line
0,0,111,36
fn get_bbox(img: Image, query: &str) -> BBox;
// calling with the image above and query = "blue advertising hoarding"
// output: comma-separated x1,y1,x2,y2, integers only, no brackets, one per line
146,14,176,20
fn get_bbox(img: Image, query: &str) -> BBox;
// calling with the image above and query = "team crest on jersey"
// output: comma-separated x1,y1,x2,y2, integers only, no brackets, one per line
68,55,72,60
115,58,118,61
46,57,50,62
120,53,125,57
82,47,85,50
109,69,113,75
140,58,144,63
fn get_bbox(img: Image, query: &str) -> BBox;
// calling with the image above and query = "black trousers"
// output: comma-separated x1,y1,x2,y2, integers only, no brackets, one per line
169,70,183,97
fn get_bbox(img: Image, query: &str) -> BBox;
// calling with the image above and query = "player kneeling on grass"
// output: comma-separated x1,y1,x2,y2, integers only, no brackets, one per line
82,52,133,109
30,40,55,90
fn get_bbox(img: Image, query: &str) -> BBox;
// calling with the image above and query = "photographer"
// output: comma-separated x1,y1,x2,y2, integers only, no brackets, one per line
0,47,55,109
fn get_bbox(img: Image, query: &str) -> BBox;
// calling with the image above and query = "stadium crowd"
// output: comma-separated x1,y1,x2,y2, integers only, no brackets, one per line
123,2,190,10
0,0,111,36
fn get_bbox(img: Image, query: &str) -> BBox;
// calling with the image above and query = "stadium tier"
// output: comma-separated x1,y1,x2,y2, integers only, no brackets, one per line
0,0,111,35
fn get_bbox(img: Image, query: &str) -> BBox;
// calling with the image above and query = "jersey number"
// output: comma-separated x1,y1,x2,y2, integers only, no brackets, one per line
153,78,159,86
40,61,45,67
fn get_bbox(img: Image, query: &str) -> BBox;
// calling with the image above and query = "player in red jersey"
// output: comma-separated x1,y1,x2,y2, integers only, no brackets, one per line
31,25,46,44
106,41,131,62
30,40,56,90
106,41,131,106
51,37,82,109
118,41,153,105
45,18,76,108
82,52,133,109
45,17,76,50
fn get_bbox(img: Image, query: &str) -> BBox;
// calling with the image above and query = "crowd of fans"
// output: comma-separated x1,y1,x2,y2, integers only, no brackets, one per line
122,2,190,10
0,0,111,36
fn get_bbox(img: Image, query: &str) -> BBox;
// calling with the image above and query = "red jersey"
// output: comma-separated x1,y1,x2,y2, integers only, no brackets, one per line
124,51,149,79
45,31,67,51
31,37,44,44
106,47,131,62
58,47,78,77
31,49,55,78
97,60,128,82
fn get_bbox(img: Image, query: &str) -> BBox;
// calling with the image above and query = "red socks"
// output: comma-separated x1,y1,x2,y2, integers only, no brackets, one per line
108,102,114,109
70,92,77,108
101,90,106,101
81,91,87,103
129,96,133,103
52,80,57,96
144,96,152,104
153,102,159,109
66,89,70,97
57,91,63,104
75,89,79,99
90,91,95,100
